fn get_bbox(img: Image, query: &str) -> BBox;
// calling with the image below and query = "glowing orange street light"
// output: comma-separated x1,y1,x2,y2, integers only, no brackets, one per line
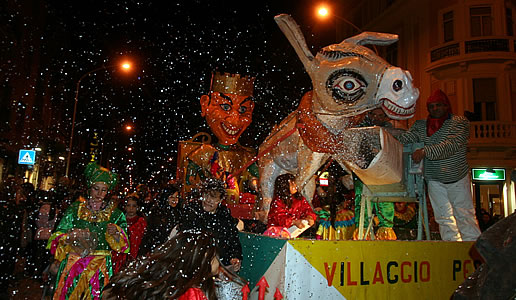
315,4,362,33
317,6,329,18
121,61,132,71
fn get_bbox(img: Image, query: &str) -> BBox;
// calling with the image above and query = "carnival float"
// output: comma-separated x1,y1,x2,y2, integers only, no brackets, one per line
177,14,481,300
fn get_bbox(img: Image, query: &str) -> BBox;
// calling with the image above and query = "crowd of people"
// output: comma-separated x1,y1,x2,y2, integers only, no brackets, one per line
0,162,250,299
0,176,76,299
0,162,439,299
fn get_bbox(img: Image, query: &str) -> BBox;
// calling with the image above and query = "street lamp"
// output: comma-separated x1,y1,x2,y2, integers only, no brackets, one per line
317,6,329,17
315,4,362,34
99,123,134,167
65,61,132,177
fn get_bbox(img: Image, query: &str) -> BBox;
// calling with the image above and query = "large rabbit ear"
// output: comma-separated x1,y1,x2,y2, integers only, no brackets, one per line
343,31,398,46
274,14,316,72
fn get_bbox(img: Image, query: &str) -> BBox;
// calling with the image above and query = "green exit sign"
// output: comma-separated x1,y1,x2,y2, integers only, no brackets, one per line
472,168,506,181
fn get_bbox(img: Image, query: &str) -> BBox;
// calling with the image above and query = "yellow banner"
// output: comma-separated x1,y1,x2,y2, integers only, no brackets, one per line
288,240,478,300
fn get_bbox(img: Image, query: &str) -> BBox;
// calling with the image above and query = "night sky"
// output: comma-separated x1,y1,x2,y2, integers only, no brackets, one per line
6,0,341,185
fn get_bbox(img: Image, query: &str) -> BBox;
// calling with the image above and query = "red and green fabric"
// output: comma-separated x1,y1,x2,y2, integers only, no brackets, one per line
47,197,129,299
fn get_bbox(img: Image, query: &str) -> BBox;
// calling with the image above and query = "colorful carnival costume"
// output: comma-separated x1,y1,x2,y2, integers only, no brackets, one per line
393,202,417,229
178,287,208,300
182,72,259,204
47,197,129,299
47,163,129,299
111,214,146,274
267,195,317,229
187,144,258,204
316,206,355,240
353,176,396,240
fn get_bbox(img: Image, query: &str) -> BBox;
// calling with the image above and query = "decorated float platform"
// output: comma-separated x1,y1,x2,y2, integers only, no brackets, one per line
238,232,478,300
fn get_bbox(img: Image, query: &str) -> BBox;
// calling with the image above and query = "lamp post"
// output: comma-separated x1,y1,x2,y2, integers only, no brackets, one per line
65,61,132,177
315,4,363,34
314,4,378,55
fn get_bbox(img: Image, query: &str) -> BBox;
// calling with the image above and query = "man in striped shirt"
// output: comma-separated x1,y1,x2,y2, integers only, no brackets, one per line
396,89,481,241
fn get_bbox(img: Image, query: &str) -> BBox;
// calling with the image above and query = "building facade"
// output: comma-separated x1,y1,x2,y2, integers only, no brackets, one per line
339,0,516,217
0,1,69,190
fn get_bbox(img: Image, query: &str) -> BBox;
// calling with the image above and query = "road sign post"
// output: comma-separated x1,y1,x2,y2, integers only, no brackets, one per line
18,149,36,165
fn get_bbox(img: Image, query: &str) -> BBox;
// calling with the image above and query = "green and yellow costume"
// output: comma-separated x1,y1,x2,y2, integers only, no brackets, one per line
353,176,396,240
315,206,355,240
47,163,129,299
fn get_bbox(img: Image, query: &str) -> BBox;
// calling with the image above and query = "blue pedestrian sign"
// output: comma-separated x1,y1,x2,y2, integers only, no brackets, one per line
18,149,36,165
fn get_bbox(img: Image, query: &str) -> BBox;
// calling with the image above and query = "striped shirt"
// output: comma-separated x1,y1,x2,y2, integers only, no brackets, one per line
396,115,470,183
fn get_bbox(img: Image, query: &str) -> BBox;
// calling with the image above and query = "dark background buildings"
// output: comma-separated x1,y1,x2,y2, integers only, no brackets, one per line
0,0,344,187
5,0,513,217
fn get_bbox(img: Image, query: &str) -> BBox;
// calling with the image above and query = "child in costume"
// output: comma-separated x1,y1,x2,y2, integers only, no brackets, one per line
267,174,316,235
393,202,417,229
111,193,146,273
352,175,397,240
47,162,129,299
314,175,355,240
316,206,355,240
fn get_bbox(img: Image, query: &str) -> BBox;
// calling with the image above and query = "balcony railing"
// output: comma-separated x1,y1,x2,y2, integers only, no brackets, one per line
430,37,515,63
469,121,516,145
430,43,460,62
465,39,509,53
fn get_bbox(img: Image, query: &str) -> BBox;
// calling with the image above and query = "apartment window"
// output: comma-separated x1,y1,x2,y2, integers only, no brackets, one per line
507,8,514,36
470,6,493,37
443,11,454,42
473,78,497,120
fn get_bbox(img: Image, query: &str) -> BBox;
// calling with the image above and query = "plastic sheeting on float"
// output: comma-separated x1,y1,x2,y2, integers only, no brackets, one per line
346,127,403,186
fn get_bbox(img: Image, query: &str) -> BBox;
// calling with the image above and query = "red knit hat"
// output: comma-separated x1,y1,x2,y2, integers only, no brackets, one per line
427,89,452,114
426,89,452,136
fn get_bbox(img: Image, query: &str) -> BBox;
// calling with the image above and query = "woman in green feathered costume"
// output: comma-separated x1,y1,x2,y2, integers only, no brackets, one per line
47,162,129,300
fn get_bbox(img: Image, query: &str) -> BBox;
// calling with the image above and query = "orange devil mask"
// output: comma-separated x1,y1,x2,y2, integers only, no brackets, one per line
200,72,255,146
